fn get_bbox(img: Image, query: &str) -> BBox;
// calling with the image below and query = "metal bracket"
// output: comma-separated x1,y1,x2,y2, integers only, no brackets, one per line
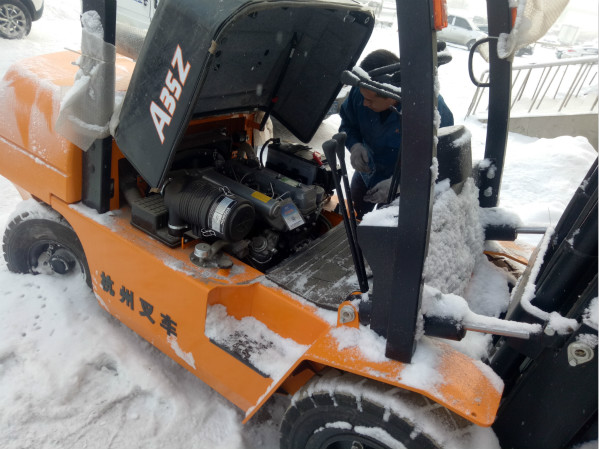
567,342,595,367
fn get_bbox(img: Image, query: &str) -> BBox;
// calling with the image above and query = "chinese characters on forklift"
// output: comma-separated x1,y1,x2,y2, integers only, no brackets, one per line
101,271,179,337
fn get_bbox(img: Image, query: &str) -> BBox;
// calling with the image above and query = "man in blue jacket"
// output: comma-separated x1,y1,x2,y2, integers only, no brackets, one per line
339,49,454,219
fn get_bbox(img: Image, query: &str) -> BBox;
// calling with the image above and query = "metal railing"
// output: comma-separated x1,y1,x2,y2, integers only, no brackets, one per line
466,56,598,118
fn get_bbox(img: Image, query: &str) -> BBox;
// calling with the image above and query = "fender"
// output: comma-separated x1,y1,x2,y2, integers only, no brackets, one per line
247,324,503,426
302,330,502,426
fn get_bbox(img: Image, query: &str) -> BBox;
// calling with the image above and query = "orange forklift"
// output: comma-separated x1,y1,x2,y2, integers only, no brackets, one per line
0,0,596,448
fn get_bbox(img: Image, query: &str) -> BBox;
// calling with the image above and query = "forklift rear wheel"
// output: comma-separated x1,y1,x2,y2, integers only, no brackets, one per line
3,207,91,287
281,372,460,449
0,0,32,39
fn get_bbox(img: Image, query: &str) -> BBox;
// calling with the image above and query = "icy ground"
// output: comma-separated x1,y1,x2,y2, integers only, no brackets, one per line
0,1,597,448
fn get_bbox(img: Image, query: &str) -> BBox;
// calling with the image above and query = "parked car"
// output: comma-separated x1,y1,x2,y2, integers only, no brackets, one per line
516,44,535,56
556,46,598,59
437,11,487,50
0,0,43,39
472,15,488,33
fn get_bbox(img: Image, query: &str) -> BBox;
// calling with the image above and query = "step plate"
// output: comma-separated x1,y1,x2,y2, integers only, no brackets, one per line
266,224,365,310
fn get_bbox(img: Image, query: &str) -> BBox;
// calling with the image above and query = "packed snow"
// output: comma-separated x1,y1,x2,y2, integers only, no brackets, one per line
205,304,309,380
0,1,597,449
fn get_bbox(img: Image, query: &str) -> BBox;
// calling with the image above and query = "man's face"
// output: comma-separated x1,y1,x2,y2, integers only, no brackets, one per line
360,87,397,113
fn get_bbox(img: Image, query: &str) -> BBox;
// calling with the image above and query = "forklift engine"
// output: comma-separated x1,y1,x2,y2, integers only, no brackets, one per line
128,129,335,270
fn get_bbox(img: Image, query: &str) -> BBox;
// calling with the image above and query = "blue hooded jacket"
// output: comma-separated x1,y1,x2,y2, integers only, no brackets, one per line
339,87,454,188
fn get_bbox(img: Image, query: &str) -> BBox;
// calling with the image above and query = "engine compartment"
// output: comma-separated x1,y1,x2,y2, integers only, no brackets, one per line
124,117,336,271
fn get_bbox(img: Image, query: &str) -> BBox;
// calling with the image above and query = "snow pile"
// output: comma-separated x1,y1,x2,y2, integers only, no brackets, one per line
167,335,196,369
331,325,388,361
481,135,597,236
479,207,523,229
421,285,542,342
576,333,598,350
7,197,63,224
583,297,598,330
0,273,246,449
424,178,485,297
331,322,503,397
362,177,485,298
359,196,400,227
205,304,309,380
464,257,513,318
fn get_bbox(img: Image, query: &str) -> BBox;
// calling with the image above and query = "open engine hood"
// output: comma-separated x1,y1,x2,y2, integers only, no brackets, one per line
115,0,374,188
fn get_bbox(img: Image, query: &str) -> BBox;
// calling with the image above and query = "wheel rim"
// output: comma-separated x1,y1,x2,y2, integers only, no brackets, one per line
318,432,389,449
27,241,80,277
0,4,27,38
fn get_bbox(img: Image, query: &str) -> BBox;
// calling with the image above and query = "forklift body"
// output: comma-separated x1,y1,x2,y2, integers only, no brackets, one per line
0,0,595,447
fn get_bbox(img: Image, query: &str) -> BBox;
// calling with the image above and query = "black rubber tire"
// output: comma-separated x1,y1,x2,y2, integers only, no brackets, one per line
3,206,91,287
0,0,32,39
280,371,464,449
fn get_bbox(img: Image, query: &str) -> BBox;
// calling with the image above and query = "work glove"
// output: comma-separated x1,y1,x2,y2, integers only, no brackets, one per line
364,178,399,204
350,143,371,173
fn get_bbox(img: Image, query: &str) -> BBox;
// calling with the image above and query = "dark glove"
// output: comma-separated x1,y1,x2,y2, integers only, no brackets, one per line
437,40,453,66
350,143,371,173
364,178,400,204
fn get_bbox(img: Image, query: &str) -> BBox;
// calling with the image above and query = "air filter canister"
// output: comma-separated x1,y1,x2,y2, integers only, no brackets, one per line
207,193,254,241
165,178,255,242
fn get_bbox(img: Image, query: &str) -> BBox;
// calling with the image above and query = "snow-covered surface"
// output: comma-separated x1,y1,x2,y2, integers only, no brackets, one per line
205,304,309,380
0,2,597,448
517,228,581,335
584,298,599,331
422,285,542,340
363,178,486,298
291,370,502,449
479,206,523,228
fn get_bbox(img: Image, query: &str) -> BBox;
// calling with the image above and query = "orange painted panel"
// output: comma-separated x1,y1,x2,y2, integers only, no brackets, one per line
0,52,134,204
51,197,285,411
303,332,502,426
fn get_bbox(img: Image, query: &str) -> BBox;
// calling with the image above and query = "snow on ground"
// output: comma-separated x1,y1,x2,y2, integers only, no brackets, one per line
0,1,597,448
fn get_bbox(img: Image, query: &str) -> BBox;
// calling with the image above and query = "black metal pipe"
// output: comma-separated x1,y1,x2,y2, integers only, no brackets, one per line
81,0,116,213
332,132,368,293
322,139,368,293
479,0,512,207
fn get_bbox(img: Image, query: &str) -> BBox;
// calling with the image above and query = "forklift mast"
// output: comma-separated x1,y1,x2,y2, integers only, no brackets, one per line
382,1,597,447
359,0,515,363
354,0,441,363
359,0,511,363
